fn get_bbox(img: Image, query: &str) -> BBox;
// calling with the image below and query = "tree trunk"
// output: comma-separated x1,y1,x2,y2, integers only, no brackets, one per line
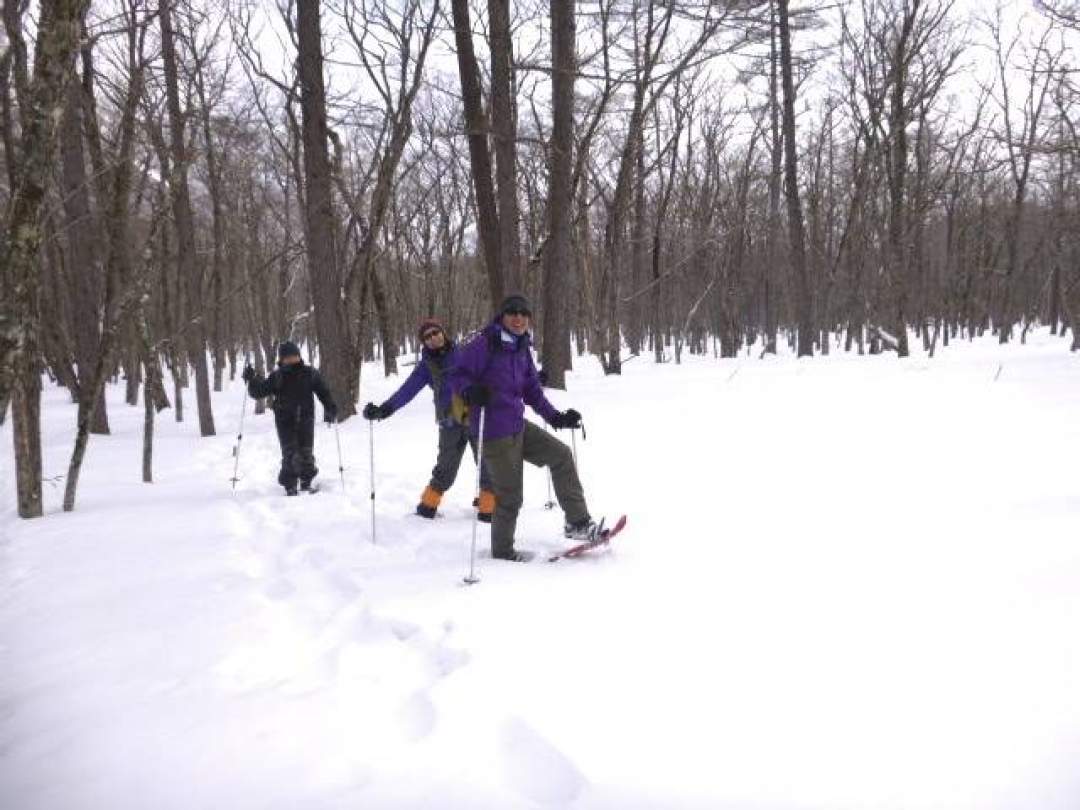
488,0,521,294
143,370,155,482
765,0,781,354
885,12,914,358
0,0,89,517
777,0,813,357
160,0,215,435
370,266,397,376
540,0,575,389
194,59,227,394
296,0,353,415
451,0,505,306
1049,265,1062,335
60,73,109,433
140,327,170,484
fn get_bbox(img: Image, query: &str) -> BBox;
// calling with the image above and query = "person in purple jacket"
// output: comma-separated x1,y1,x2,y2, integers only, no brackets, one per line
362,318,494,521
448,294,596,561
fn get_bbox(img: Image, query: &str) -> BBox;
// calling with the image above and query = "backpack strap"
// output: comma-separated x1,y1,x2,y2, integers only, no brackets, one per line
447,327,501,427
425,355,453,422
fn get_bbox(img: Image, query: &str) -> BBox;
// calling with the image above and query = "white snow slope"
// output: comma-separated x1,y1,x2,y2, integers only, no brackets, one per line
2,332,1079,810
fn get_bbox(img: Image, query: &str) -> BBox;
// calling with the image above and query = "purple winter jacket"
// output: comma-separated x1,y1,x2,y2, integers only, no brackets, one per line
446,320,559,441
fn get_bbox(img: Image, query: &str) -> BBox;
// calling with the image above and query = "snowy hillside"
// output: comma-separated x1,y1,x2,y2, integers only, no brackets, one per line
2,333,1079,809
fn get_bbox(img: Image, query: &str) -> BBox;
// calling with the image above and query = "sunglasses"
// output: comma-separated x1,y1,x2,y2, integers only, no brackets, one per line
504,308,531,317
421,330,442,340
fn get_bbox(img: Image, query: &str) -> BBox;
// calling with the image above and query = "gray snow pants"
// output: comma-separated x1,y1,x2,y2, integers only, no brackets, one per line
482,421,589,557
431,421,491,494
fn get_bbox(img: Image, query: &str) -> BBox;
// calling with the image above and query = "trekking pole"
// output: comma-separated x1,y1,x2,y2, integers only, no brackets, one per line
464,407,486,585
543,421,555,509
230,378,249,490
333,419,346,492
369,416,377,544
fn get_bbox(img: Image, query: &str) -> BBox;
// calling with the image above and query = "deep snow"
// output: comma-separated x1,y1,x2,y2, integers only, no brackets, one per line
2,332,1079,809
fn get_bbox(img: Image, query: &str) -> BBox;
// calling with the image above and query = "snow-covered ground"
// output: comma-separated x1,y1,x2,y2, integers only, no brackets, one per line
2,332,1079,809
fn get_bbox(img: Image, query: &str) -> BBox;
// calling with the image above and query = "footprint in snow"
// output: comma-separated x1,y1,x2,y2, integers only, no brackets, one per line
388,618,420,641
396,690,437,742
499,716,585,806
428,642,470,678
322,568,363,599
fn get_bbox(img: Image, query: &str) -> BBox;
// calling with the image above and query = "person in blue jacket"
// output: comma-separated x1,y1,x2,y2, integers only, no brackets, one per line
362,318,494,521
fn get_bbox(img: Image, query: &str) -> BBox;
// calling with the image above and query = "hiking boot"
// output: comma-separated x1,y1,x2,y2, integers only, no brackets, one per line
300,480,313,492
476,489,495,524
416,503,438,519
564,518,598,541
492,549,535,562
285,486,299,496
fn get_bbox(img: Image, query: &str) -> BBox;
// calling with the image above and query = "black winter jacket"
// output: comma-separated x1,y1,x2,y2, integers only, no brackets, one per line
247,362,337,423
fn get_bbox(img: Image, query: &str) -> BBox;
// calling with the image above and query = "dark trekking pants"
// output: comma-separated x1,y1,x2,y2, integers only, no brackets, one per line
482,421,588,557
431,422,491,494
275,413,317,489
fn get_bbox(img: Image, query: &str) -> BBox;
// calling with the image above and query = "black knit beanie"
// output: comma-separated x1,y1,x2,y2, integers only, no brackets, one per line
498,294,532,316
277,340,301,360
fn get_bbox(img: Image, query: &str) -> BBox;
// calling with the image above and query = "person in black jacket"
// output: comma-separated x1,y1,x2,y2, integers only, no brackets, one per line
242,341,337,495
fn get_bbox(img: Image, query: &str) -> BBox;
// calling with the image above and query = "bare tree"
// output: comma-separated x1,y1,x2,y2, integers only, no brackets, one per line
0,0,89,518
539,0,576,388
777,0,812,356
59,24,110,434
488,0,521,294
62,0,155,512
450,0,506,305
337,0,440,381
160,0,215,434
296,0,353,416
988,7,1061,342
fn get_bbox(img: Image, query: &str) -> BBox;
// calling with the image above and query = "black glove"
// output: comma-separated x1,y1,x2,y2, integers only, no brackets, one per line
552,408,582,430
462,384,491,407
323,407,337,424
537,368,549,387
362,402,393,420
242,365,256,383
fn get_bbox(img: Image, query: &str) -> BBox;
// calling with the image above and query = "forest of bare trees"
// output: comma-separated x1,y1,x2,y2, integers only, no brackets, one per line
4,0,1080,518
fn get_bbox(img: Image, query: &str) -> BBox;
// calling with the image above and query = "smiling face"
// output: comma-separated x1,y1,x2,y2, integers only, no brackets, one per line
500,308,531,336
422,328,446,350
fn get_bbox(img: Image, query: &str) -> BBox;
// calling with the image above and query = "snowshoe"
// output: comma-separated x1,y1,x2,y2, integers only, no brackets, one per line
550,515,627,562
